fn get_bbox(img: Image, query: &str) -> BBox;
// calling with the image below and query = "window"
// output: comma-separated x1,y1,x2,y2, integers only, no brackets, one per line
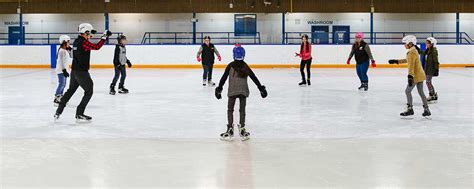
234,14,257,36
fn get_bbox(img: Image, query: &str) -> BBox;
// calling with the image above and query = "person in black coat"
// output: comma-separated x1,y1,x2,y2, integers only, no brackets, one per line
196,36,221,86
110,34,132,95
421,37,440,102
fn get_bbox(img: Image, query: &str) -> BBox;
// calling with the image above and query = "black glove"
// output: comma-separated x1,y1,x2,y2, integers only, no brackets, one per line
388,59,399,64
215,86,223,100
62,69,69,78
116,64,123,70
258,85,268,98
106,30,113,37
127,60,132,68
434,69,439,77
408,75,414,87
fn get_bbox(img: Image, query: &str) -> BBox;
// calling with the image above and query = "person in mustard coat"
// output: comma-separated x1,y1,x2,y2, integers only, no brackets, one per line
389,35,431,118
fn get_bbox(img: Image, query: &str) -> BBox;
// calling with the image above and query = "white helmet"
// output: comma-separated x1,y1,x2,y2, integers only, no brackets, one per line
426,37,437,46
402,35,417,45
59,35,70,44
78,23,97,34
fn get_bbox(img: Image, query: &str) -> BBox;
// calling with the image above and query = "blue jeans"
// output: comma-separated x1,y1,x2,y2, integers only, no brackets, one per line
202,63,214,81
55,73,66,96
111,65,126,87
356,60,369,82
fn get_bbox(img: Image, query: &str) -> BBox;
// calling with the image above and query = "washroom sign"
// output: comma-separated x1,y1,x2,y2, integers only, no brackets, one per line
307,20,333,25
4,21,29,26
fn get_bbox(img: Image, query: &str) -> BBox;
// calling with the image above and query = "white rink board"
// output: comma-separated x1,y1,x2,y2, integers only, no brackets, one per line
0,45,473,65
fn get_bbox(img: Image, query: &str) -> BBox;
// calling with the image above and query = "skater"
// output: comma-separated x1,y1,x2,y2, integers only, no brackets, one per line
295,34,312,86
215,44,268,141
53,35,72,106
54,23,112,121
346,32,376,91
196,36,221,86
388,35,431,118
110,34,132,95
421,37,440,103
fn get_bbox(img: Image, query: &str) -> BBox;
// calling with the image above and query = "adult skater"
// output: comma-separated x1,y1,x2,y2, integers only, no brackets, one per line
196,36,221,86
388,35,431,118
53,35,72,105
110,34,132,95
295,34,312,86
346,32,376,91
54,23,112,121
421,37,440,103
215,44,268,141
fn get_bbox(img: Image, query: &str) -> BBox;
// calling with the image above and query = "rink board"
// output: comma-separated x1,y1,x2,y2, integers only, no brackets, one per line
0,45,473,68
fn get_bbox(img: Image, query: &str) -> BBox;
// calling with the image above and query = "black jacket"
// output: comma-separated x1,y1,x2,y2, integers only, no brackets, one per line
421,47,440,76
71,35,106,71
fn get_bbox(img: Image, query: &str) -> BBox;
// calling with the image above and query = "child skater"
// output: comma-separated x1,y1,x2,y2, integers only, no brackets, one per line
421,37,440,103
197,36,221,86
346,32,376,91
295,34,312,86
53,35,72,105
215,44,268,141
110,35,132,95
388,35,431,118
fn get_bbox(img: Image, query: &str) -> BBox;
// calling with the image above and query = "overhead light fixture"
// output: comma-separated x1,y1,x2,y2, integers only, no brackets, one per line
229,0,234,8
264,0,271,6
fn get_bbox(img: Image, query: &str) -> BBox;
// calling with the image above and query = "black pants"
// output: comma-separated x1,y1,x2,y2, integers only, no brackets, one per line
202,63,214,81
56,70,94,115
228,95,247,127
300,58,312,81
111,65,126,87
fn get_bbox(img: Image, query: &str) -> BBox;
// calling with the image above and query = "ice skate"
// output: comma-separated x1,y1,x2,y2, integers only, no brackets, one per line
400,104,414,119
75,114,92,123
422,105,431,119
357,83,364,90
118,86,129,94
307,79,311,86
427,93,438,104
298,81,307,87
207,80,216,87
220,125,234,141
54,113,60,122
109,84,116,95
363,82,368,91
237,124,250,141
202,79,207,86
53,95,62,106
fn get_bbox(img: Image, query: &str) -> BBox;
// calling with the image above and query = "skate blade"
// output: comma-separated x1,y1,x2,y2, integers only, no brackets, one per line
241,136,250,141
423,116,432,120
299,85,307,87
75,119,92,124
220,137,233,141
428,101,437,104
400,116,414,119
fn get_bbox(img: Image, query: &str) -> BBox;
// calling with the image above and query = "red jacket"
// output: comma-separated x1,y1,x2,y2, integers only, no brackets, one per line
299,42,312,61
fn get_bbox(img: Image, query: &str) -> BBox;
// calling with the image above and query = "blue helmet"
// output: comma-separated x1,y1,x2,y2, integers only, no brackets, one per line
233,44,245,61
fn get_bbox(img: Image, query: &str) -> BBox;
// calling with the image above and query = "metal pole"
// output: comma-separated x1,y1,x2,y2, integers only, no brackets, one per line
192,12,197,44
18,7,24,45
456,12,460,44
104,12,109,44
370,12,374,44
282,12,285,44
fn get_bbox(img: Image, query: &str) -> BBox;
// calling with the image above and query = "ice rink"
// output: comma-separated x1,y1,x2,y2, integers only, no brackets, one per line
1,68,473,188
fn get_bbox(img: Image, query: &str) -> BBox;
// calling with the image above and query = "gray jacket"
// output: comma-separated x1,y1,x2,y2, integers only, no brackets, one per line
218,61,263,97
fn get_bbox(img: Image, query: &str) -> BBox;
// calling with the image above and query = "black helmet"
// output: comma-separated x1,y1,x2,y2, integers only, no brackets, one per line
117,34,127,42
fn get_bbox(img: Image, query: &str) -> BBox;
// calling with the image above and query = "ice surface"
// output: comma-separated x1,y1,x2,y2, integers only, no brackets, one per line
1,68,473,188
1,68,472,139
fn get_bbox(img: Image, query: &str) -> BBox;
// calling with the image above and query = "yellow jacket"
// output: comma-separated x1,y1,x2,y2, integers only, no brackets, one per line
399,46,426,83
